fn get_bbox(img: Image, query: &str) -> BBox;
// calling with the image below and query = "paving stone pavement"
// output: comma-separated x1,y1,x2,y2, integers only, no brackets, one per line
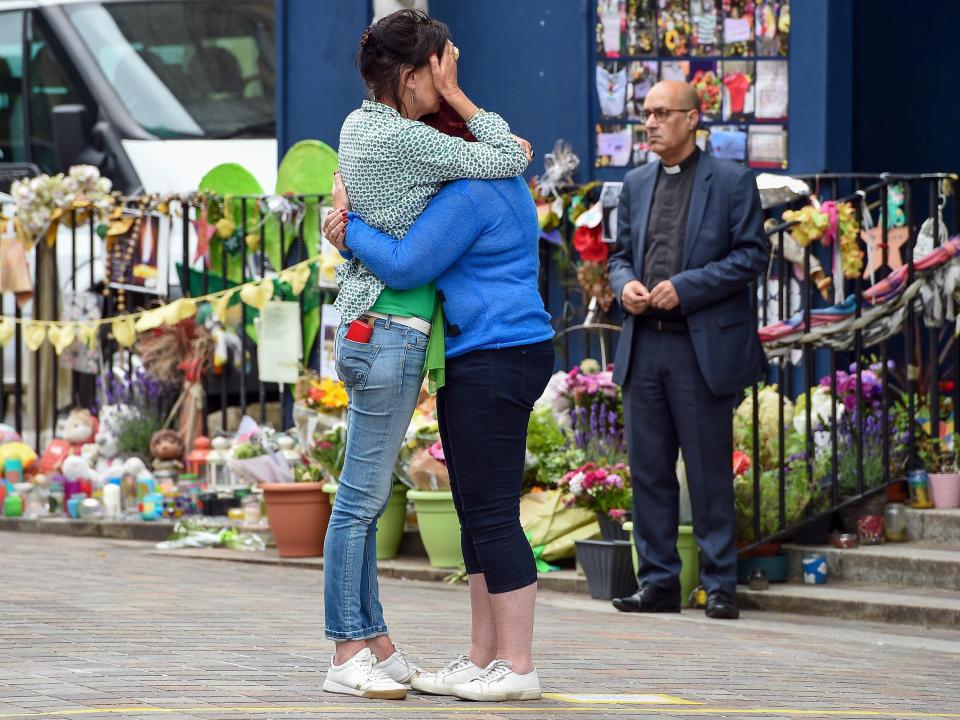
1,533,959,720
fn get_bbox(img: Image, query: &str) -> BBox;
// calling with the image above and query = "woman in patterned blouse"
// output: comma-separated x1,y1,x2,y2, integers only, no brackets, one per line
322,9,532,701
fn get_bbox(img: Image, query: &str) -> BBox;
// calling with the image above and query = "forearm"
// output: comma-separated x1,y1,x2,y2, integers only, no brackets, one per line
444,89,479,123
672,244,768,314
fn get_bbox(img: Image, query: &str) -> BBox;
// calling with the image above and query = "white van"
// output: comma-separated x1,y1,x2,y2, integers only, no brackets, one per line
0,0,277,431
0,0,277,192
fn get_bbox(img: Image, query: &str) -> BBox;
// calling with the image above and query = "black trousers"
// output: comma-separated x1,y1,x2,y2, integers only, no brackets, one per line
437,341,555,593
623,325,737,595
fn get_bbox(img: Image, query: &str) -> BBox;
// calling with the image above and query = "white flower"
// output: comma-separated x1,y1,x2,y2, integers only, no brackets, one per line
794,386,843,435
568,472,584,496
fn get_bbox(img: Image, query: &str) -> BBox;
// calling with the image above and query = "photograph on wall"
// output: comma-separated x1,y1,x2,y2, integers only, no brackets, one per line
657,0,691,57
632,125,653,165
709,125,748,162
660,59,690,83
689,0,722,56
599,182,624,243
755,0,789,56
723,0,756,57
626,61,659,120
720,60,755,122
596,62,629,119
59,291,101,375
755,60,788,120
690,59,722,121
748,124,788,168
596,0,625,57
107,212,168,296
625,0,658,55
595,124,634,167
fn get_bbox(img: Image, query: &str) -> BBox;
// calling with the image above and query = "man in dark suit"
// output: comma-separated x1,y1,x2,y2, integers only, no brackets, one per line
607,81,769,619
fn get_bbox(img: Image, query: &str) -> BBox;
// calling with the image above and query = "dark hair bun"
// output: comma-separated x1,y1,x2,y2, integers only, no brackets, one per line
357,9,450,114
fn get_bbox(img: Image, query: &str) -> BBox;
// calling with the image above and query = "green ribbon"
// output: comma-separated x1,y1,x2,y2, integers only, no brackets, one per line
525,531,560,573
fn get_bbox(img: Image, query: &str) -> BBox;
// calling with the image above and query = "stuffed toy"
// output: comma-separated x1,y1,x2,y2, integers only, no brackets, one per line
150,429,185,478
62,408,99,454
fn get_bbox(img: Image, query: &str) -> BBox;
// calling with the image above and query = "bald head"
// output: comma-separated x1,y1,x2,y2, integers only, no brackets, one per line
654,80,699,111
643,81,700,165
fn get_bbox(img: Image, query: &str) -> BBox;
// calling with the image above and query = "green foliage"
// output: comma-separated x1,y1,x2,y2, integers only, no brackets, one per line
116,410,164,458
734,466,821,542
232,442,266,460
527,407,567,459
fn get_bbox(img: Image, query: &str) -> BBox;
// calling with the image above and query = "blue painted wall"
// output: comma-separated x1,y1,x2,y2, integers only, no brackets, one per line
277,0,861,180
276,0,369,155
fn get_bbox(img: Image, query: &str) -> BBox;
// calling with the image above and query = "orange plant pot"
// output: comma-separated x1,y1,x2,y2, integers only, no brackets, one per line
261,482,331,557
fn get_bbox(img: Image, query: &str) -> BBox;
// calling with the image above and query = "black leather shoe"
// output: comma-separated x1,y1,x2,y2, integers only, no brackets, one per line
612,583,681,613
705,590,740,619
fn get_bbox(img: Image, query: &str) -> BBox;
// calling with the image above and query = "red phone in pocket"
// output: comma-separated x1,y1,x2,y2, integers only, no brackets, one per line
345,319,373,343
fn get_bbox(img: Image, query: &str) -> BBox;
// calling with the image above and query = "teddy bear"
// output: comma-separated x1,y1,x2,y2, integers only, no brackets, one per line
150,429,185,479
62,408,99,455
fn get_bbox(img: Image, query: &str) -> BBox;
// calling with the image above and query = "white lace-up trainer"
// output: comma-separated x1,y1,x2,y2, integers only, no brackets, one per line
375,647,421,687
410,654,483,695
452,659,541,701
322,648,407,700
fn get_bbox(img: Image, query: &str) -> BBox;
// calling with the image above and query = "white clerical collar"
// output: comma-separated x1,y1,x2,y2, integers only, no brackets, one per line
661,148,699,175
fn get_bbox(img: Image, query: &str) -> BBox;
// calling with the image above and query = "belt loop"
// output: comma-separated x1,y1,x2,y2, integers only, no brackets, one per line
384,314,392,329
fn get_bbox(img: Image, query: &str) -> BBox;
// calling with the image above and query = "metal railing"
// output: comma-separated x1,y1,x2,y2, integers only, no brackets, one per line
740,171,960,551
0,191,332,446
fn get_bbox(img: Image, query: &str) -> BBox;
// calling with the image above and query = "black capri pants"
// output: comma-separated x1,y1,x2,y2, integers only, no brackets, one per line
436,340,555,593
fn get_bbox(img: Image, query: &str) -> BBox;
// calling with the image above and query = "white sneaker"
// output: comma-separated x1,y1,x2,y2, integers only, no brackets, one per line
322,648,407,700
410,654,483,696
376,647,421,686
452,659,541,701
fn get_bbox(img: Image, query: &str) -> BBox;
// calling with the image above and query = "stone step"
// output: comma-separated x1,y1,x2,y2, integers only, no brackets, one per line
906,507,960,544
784,542,960,591
737,582,960,630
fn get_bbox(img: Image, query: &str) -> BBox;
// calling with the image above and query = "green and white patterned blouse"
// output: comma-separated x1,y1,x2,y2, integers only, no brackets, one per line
335,100,529,322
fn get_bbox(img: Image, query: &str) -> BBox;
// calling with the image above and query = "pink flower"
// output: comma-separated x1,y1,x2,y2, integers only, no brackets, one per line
428,441,446,465
608,508,626,520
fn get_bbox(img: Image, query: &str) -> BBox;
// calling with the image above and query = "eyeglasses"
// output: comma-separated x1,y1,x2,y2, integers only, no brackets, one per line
639,107,696,123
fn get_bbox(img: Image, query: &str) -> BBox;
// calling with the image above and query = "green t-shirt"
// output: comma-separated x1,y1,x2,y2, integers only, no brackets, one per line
370,282,435,321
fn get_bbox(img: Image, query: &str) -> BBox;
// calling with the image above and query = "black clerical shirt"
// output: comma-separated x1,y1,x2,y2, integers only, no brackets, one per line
642,148,700,320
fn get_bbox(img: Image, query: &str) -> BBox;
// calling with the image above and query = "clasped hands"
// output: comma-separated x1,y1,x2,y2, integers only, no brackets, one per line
621,279,679,314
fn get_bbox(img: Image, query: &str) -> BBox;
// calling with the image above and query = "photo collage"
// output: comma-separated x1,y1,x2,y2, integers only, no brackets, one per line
594,0,789,169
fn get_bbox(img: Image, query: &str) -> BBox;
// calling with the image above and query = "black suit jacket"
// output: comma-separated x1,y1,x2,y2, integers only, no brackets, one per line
607,152,769,396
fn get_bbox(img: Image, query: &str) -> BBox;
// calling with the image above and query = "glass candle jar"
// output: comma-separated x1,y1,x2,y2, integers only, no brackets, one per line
883,502,908,542
907,469,934,509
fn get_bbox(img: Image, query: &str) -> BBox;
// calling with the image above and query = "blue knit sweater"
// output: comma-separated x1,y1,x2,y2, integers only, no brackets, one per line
344,176,554,358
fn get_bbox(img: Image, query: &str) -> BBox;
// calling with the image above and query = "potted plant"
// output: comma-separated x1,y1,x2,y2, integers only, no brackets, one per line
921,434,960,509
245,429,331,558
562,461,635,600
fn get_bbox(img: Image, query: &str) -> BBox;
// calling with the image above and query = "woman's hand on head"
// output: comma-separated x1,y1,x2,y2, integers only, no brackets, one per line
332,171,351,211
429,40,461,100
322,206,349,252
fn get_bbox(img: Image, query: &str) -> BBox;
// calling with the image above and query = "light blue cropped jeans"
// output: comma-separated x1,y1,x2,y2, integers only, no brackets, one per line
323,317,427,640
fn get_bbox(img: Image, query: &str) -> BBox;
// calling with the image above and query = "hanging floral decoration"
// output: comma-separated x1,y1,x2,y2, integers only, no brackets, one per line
782,200,863,280
11,165,113,244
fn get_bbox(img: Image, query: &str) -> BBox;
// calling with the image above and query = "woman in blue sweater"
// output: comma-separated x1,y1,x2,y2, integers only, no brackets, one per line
323,174,554,702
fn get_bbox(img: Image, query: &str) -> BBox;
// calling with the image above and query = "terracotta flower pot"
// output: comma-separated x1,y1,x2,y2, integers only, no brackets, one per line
261,482,331,557
928,473,960,509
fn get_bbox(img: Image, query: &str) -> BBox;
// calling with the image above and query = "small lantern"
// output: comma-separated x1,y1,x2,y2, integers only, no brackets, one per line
205,436,232,489
187,436,211,477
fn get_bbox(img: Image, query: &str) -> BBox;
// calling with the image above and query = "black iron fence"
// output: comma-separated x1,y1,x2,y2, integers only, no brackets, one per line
0,189,333,447
740,172,960,551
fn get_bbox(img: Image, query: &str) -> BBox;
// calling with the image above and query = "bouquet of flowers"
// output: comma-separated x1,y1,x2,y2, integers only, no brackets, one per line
296,372,348,412
559,462,631,517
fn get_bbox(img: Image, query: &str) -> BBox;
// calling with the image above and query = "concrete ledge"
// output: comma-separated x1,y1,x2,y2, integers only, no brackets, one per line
784,542,960,591
0,516,176,542
149,546,590,594
907,507,960,544
738,583,960,630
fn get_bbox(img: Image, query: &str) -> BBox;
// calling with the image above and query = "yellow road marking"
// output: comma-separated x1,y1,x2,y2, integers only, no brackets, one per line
0,706,957,719
543,692,698,704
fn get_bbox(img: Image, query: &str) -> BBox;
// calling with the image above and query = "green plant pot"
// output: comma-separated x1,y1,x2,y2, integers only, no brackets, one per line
623,522,700,604
407,489,464,568
322,482,408,560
